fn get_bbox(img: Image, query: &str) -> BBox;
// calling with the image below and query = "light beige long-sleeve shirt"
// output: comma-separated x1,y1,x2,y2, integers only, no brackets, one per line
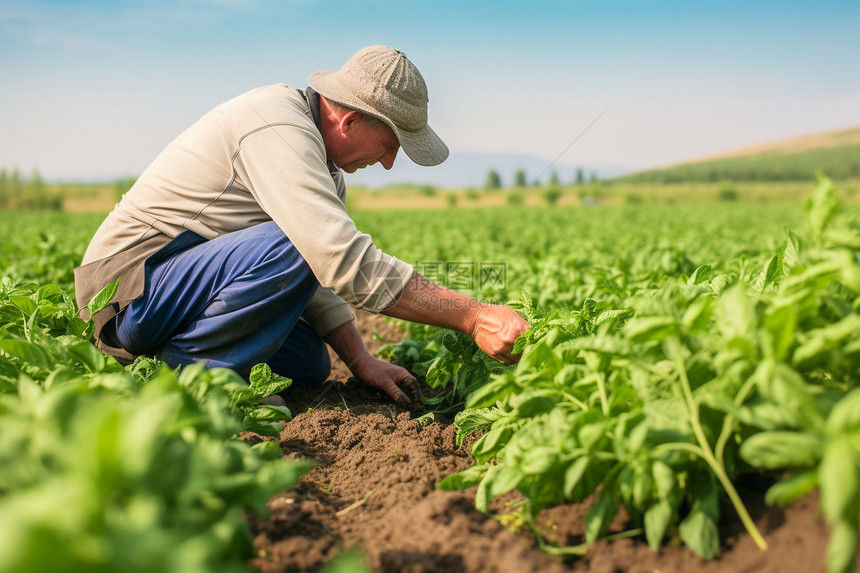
75,84,413,360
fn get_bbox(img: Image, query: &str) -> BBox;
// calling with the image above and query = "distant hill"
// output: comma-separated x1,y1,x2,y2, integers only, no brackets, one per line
614,127,860,183
344,150,629,189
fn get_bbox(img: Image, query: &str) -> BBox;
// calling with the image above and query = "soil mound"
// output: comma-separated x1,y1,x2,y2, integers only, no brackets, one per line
247,311,850,573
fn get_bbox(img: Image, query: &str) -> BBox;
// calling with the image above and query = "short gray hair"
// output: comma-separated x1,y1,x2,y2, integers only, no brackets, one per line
328,99,385,129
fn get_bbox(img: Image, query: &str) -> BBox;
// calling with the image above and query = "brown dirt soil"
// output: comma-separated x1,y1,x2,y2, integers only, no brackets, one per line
246,311,858,573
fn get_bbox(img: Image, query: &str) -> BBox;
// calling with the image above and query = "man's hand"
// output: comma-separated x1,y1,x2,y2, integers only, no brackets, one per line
351,355,420,409
383,273,531,365
324,319,420,408
468,304,531,364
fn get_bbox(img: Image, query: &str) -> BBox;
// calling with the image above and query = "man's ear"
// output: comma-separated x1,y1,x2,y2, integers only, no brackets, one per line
339,110,364,134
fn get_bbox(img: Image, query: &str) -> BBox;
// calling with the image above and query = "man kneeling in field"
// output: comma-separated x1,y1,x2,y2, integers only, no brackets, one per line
76,45,529,407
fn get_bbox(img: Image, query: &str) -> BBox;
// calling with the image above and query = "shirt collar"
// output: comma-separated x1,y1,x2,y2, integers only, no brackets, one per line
305,86,323,132
304,86,341,175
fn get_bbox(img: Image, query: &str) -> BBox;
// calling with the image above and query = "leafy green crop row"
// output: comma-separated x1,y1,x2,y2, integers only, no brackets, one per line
0,275,312,572
376,177,860,572
1,181,858,571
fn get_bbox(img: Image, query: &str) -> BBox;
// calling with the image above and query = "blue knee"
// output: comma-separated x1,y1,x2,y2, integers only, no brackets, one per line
117,221,318,364
267,320,332,388
300,346,331,387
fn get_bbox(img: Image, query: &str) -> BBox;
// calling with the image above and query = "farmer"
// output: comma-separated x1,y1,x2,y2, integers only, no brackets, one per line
75,45,529,407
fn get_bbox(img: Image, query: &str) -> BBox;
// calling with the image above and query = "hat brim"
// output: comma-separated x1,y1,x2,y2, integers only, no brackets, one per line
309,70,449,167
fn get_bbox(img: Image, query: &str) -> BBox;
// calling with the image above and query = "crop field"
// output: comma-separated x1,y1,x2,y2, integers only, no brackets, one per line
1,178,859,573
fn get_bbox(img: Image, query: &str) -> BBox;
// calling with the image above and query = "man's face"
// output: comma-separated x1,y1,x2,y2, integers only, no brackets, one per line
335,114,400,173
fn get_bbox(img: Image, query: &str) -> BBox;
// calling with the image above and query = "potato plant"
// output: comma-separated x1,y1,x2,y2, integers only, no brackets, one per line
0,178,858,572
380,177,860,572
0,277,312,572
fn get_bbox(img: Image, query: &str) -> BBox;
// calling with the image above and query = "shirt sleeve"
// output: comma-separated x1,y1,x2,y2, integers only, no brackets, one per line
302,285,355,338
232,121,414,312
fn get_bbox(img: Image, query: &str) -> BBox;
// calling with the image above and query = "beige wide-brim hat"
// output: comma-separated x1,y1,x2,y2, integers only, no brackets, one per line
309,45,449,167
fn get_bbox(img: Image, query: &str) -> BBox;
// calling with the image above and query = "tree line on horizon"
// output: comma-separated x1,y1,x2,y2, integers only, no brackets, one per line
477,168,600,207
0,167,139,211
0,167,62,210
483,167,599,190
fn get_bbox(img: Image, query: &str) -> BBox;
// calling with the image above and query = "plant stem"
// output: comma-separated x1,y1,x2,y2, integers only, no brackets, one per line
671,339,768,551
596,371,609,416
652,441,705,458
715,374,758,466
561,391,590,411
534,527,645,556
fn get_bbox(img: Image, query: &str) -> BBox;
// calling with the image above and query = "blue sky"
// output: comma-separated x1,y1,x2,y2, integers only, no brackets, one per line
1,0,859,182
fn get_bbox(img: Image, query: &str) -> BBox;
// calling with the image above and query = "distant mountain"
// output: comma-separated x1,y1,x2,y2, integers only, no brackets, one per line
344,150,629,189
615,126,860,183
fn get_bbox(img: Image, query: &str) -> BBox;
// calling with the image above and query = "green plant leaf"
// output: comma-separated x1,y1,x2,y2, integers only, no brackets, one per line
625,316,678,343
826,520,859,573
0,339,54,370
585,486,617,544
86,278,119,317
250,439,286,460
249,363,292,397
739,431,823,469
804,173,840,237
644,500,673,549
471,425,515,464
651,460,677,501
715,285,757,358
321,549,373,573
563,456,590,498
708,274,732,295
246,404,292,423
782,230,801,275
482,464,523,502
511,392,558,419
9,295,36,316
687,265,712,286
826,387,860,434
682,295,713,332
67,339,120,373
632,469,654,508
465,372,519,409
762,303,798,362
436,464,489,491
764,469,819,507
518,446,558,475
818,435,860,522
678,508,719,559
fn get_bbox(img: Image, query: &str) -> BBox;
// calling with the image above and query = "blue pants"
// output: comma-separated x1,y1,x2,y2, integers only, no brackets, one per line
113,222,331,385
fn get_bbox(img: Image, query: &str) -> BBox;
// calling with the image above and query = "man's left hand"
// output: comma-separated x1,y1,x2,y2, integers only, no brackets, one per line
324,320,421,409
352,355,420,409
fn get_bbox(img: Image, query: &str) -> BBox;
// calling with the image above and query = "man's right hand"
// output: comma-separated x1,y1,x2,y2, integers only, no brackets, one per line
468,303,530,365
383,272,531,364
